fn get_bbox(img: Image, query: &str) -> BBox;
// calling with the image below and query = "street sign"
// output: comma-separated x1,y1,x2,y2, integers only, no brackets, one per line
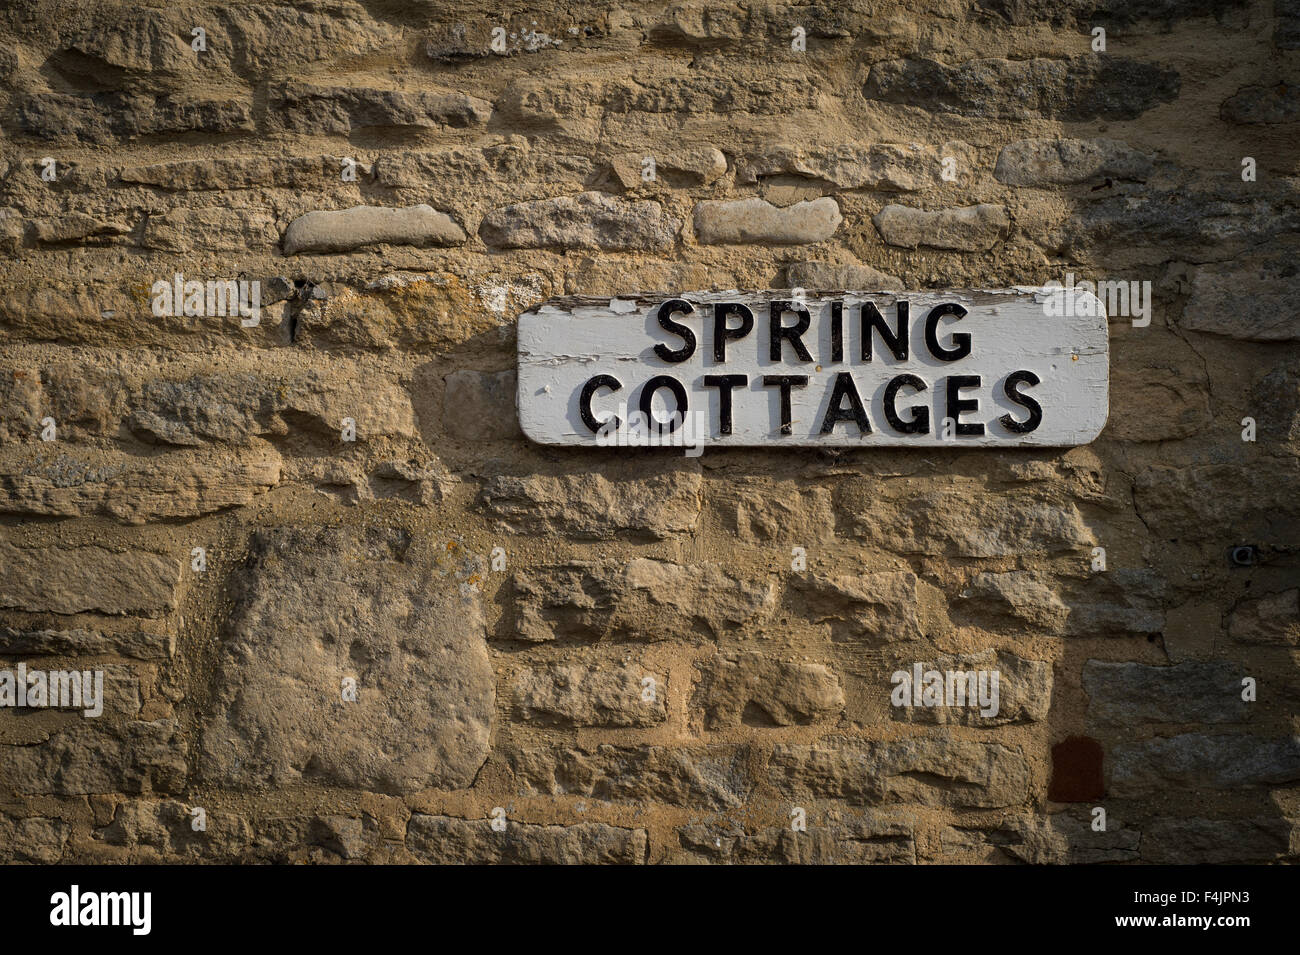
517,289,1108,449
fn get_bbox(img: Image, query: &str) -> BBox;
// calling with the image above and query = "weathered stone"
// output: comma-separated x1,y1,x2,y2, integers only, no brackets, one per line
708,478,835,544
481,465,702,539
1182,251,1300,340
994,137,1153,185
480,192,679,251
512,558,777,642
142,208,279,253
407,815,646,864
267,82,491,134
307,814,377,861
0,209,23,254
736,143,944,191
198,526,494,795
863,56,1179,120
0,815,71,863
693,197,842,245
1251,362,1300,448
513,662,667,726
769,736,1030,808
1280,0,1300,49
0,541,179,616
14,92,254,143
694,653,844,728
1143,817,1291,863
1,719,186,795
836,484,1094,557
1229,589,1298,645
1220,83,1300,124
873,203,1009,251
442,370,520,440
0,443,282,524
942,813,1139,864
889,650,1051,726
1107,356,1213,442
127,370,416,446
956,571,1069,632
1064,570,1166,637
506,743,752,809
28,213,132,245
610,147,727,187
1083,661,1247,725
1110,733,1300,795
118,156,340,191
795,571,924,641
95,800,253,860
283,205,466,255
0,627,172,660
781,260,903,291
1134,463,1300,541
1064,180,1300,265
676,812,916,864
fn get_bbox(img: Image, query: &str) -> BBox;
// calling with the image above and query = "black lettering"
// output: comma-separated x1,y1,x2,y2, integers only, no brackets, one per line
924,303,971,361
639,375,689,434
829,302,843,363
761,375,808,436
654,299,696,363
945,375,984,436
862,301,909,361
999,370,1043,434
883,374,929,434
703,374,748,435
820,372,871,435
712,303,754,363
769,301,813,362
579,374,622,433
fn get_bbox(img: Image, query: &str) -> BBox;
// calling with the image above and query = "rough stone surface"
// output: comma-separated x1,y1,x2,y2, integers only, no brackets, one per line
0,443,282,523
513,662,667,726
283,205,466,255
407,815,646,864
1182,252,1300,340
694,197,842,245
694,653,844,728
512,558,777,642
942,813,1140,864
994,137,1153,185
863,56,1179,120
1083,661,1248,726
198,526,494,795
1110,734,1300,795
1142,818,1291,864
480,192,678,251
506,743,753,810
1229,590,1299,645
675,812,916,864
769,736,1031,808
873,203,1009,251
0,542,179,616
889,650,1052,726
781,261,904,290
481,466,702,539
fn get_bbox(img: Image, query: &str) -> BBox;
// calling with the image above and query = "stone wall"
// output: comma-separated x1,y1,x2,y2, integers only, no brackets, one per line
0,0,1297,864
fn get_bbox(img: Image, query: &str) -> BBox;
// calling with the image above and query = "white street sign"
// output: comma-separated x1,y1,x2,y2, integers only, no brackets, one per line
517,289,1108,449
